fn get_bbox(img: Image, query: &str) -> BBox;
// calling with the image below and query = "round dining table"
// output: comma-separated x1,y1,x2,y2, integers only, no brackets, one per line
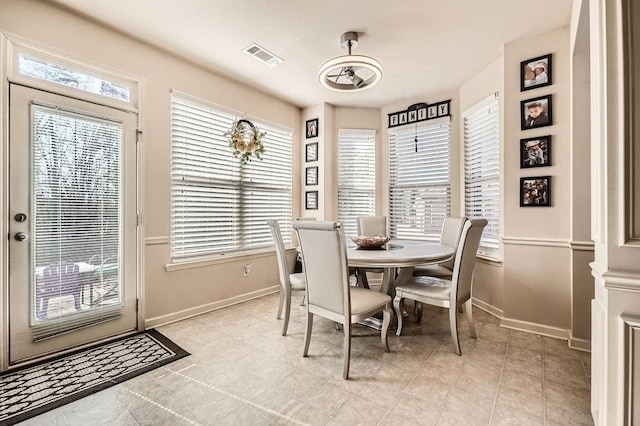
346,238,455,329
347,238,454,291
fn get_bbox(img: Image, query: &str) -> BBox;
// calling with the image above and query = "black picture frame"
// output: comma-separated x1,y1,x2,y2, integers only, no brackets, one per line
521,53,552,91
520,176,552,207
521,95,553,130
305,191,318,210
305,142,318,162
520,136,552,168
305,166,318,186
305,118,318,139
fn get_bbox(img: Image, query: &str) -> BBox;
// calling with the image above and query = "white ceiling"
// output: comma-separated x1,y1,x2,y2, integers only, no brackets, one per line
49,0,573,108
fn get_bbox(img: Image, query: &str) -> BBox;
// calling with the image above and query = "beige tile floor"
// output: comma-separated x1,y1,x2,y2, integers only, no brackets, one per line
20,293,593,425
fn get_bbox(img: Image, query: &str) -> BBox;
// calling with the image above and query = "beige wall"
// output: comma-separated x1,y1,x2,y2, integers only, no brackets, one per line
0,0,594,350
0,0,302,325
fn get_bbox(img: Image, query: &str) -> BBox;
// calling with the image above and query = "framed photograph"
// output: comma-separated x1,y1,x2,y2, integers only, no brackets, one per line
305,166,318,186
521,53,552,91
520,136,552,168
305,191,318,210
521,95,553,130
305,142,318,162
305,118,318,139
520,176,552,207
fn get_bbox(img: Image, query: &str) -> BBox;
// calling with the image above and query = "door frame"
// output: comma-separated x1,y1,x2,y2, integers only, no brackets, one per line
0,33,145,371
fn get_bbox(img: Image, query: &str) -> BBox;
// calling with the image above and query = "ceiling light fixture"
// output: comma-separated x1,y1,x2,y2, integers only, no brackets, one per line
318,32,382,92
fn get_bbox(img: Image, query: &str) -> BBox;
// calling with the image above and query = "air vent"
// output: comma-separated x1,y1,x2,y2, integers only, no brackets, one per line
243,43,283,67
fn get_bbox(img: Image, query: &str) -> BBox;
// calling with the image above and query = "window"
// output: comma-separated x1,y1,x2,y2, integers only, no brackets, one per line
18,53,130,102
388,118,451,240
170,93,292,261
463,94,500,257
337,129,376,236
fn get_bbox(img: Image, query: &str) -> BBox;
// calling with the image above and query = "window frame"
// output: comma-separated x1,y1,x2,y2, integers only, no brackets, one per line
337,128,376,237
463,93,501,260
169,91,293,264
387,117,452,241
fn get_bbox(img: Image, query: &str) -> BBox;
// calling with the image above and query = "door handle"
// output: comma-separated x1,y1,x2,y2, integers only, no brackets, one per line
14,232,28,242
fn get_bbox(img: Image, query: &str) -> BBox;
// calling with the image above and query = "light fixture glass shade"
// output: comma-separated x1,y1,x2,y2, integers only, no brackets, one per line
318,54,383,92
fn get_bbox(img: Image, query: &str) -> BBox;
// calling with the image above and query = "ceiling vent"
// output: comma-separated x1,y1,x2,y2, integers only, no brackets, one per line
243,43,283,67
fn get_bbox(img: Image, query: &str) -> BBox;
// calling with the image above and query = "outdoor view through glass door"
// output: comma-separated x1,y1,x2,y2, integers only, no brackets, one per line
8,84,138,364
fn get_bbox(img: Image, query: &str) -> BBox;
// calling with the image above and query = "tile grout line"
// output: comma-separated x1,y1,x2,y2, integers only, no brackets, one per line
431,327,481,425
542,339,548,424
487,329,511,425
376,333,444,425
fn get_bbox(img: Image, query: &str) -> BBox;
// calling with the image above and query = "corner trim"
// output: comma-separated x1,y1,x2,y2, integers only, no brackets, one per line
144,285,280,328
472,297,503,318
569,336,591,352
145,236,169,245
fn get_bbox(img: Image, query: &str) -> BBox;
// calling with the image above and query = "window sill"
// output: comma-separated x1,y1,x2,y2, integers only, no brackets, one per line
476,255,503,267
165,246,297,272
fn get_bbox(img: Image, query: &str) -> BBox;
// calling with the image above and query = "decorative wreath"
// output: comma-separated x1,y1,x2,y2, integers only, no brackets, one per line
225,119,266,164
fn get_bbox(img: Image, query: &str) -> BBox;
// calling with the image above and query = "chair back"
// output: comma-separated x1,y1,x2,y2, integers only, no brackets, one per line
356,216,387,236
439,216,467,270
268,220,291,290
43,261,80,292
294,220,350,317
450,219,487,303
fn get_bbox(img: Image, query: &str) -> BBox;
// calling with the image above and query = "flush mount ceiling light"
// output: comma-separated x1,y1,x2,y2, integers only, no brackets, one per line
319,31,382,92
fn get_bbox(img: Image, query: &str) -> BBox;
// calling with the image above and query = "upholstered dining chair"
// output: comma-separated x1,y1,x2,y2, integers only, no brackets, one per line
269,219,306,336
355,216,388,289
294,220,392,379
413,216,467,279
393,218,487,355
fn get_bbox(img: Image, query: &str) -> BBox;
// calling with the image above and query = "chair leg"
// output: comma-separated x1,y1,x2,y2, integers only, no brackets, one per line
343,322,352,380
299,294,306,306
303,312,313,356
463,299,476,338
276,290,284,319
356,268,370,289
449,305,461,356
281,290,292,336
73,290,81,312
416,302,423,323
393,295,404,336
381,306,391,352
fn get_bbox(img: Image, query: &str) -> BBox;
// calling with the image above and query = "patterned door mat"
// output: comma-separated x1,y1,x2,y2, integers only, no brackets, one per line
0,329,189,425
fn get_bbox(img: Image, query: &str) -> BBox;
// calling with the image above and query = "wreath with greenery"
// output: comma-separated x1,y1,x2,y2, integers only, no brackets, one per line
225,119,266,164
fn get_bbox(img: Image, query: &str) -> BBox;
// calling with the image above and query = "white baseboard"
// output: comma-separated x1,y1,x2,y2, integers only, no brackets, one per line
500,317,571,340
472,297,503,318
144,285,280,329
569,336,591,352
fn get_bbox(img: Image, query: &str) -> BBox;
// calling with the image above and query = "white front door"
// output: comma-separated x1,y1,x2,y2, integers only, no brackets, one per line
8,83,139,365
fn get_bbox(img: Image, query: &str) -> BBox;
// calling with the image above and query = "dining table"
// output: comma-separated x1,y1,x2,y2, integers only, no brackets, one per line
346,238,455,329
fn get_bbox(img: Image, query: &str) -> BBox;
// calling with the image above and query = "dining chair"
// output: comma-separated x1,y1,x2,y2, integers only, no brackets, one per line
294,220,392,379
269,219,306,336
393,218,487,355
355,216,388,289
413,216,467,279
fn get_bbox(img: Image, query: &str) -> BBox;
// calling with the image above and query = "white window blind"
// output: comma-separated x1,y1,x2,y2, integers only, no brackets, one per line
170,93,292,261
388,118,451,240
337,129,376,236
464,94,500,257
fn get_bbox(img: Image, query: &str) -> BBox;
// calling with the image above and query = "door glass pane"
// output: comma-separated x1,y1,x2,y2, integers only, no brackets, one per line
31,104,123,325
